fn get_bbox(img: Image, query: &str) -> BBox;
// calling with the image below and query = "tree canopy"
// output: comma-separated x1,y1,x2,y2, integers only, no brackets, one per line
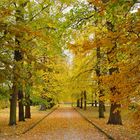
0,0,140,127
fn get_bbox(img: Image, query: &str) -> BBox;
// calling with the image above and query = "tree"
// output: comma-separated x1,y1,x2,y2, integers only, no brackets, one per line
0,0,139,128
67,0,139,125
0,0,79,125
92,0,139,124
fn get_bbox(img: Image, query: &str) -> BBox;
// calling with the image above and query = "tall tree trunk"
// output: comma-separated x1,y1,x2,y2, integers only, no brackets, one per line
9,50,23,125
25,94,31,118
77,99,80,107
94,93,98,107
18,88,25,121
107,68,122,125
25,104,31,118
9,2,26,125
80,97,83,109
96,46,105,118
99,90,105,118
9,85,18,125
107,103,122,125
99,101,105,118
25,79,32,118
83,91,87,110
91,92,94,106
103,103,106,112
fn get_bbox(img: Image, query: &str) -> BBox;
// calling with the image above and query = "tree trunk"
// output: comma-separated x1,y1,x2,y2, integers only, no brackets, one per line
9,2,26,125
9,50,23,125
77,99,80,107
107,103,122,125
83,91,87,110
96,46,105,118
94,93,98,107
18,89,25,121
95,100,98,107
25,95,31,118
107,68,122,125
40,104,46,111
9,85,18,125
103,104,106,112
99,100,105,118
80,97,83,109
99,90,105,118
91,92,94,106
25,105,31,118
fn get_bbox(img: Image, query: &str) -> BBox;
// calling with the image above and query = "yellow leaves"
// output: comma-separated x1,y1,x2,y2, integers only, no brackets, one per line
59,0,75,5
47,22,56,29
36,69,44,77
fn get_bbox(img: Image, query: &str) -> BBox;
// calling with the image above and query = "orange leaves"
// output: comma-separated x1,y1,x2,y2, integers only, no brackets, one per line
0,8,11,20
88,0,106,15
68,43,78,54
131,105,140,130
82,40,95,53
100,37,113,48
101,59,139,103
68,39,94,55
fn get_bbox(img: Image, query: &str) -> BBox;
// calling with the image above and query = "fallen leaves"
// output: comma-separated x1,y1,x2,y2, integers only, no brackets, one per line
77,106,140,140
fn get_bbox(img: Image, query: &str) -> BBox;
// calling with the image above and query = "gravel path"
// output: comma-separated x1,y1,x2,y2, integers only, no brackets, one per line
5,107,108,140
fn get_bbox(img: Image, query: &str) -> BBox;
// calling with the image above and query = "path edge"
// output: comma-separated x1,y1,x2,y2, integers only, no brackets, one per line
74,107,115,140
21,106,58,135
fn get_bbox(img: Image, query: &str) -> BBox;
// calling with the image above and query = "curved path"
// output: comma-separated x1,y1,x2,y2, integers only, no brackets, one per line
9,107,108,140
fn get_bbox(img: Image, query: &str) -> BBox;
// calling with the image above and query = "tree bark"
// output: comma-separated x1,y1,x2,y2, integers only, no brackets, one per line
25,82,32,118
107,103,122,125
9,2,26,125
25,95,31,118
9,50,23,125
94,93,98,107
80,97,83,109
83,91,87,110
107,68,122,125
96,46,105,118
98,90,105,118
77,99,80,107
18,89,25,121
99,100,105,118
25,105,31,118
91,92,94,106
9,85,18,125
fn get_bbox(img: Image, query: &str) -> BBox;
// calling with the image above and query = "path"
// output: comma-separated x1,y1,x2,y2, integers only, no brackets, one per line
6,107,108,140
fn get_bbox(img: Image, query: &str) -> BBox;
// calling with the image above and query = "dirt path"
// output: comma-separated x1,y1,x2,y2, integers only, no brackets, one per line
6,107,108,140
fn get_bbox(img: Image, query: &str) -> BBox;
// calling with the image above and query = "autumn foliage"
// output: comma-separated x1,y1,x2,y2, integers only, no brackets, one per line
0,0,140,134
